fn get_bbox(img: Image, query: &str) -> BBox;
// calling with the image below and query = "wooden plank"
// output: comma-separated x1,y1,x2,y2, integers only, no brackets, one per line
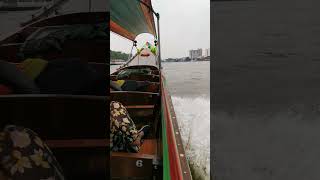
46,139,108,148
110,91,159,106
126,105,154,109
111,155,153,178
110,139,158,178
110,74,160,82
46,139,157,155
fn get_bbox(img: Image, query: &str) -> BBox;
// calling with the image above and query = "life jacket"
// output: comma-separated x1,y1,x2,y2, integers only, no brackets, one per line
150,46,157,55
18,58,48,80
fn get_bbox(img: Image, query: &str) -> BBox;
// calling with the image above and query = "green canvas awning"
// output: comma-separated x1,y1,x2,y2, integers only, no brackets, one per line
110,0,157,41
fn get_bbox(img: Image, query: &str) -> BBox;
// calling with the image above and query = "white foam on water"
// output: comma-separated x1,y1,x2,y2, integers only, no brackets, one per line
171,96,210,180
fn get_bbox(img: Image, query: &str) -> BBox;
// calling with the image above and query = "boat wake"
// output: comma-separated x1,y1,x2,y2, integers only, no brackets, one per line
171,96,210,180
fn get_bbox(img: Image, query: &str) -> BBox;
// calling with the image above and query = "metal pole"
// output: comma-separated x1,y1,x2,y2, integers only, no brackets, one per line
156,13,162,69
128,43,134,61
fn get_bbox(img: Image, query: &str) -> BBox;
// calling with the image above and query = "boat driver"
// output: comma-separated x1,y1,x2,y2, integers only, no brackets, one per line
136,42,157,55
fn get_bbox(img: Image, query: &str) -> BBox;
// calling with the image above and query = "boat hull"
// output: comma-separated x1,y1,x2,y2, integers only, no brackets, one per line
161,74,193,180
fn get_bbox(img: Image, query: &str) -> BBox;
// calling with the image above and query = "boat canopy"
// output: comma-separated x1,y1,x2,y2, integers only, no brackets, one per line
110,0,157,41
124,47,158,67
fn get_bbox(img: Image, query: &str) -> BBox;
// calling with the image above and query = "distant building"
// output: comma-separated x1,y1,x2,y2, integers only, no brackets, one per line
204,48,210,57
111,59,126,63
189,49,202,60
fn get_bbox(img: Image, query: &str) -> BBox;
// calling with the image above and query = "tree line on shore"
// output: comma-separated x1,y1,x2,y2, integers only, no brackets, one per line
110,50,129,60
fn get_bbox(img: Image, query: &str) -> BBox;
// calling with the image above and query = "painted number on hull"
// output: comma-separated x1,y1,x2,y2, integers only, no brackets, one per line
136,160,143,168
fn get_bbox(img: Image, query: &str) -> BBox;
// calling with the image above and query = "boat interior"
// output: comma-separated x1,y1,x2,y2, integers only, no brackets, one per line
0,11,163,179
0,12,108,63
110,65,163,179
0,12,110,179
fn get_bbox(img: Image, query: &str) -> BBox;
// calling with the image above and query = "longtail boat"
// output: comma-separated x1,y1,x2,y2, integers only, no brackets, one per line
0,0,192,178
110,0,192,179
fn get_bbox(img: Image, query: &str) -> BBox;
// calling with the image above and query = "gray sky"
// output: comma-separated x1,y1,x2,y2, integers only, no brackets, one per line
110,0,210,59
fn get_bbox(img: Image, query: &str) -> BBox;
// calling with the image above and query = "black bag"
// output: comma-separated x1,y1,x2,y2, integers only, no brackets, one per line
35,58,106,95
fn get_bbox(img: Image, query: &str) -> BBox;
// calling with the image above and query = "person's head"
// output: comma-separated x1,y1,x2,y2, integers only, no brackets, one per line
145,42,151,49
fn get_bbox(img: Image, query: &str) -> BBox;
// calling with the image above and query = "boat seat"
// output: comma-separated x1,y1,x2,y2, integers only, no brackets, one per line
46,139,156,154
45,139,107,179
112,69,160,76
110,91,159,106
111,80,159,93
45,138,159,179
0,94,107,179
111,139,159,179
0,94,107,139
110,74,159,82
125,105,155,119
110,91,160,137
22,39,108,63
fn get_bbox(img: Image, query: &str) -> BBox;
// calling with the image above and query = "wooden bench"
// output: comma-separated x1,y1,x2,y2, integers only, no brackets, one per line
0,94,107,139
111,80,159,93
45,138,159,179
110,91,161,137
111,139,160,179
110,91,159,106
0,94,108,179
112,65,160,76
0,93,160,178
110,74,160,82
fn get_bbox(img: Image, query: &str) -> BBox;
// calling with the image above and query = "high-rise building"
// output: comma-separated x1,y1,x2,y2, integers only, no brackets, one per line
189,49,202,60
204,48,210,57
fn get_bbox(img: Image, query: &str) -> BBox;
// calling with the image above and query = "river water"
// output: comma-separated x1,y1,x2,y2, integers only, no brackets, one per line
111,61,210,180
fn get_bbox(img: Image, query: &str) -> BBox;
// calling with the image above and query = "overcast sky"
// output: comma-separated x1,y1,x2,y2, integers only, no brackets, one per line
110,0,210,59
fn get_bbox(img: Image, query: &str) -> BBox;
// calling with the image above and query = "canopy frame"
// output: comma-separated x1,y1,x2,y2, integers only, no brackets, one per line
111,0,162,69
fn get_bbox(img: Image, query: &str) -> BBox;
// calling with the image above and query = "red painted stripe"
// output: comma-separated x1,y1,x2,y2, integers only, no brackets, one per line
161,75,184,180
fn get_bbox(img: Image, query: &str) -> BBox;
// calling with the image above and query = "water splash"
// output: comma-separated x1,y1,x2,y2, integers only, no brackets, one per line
171,96,210,180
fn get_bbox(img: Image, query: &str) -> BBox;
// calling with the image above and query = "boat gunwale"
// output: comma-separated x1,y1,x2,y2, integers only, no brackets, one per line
161,74,193,180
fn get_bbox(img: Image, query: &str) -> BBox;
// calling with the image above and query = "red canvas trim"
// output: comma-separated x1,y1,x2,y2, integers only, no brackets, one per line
110,20,136,41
